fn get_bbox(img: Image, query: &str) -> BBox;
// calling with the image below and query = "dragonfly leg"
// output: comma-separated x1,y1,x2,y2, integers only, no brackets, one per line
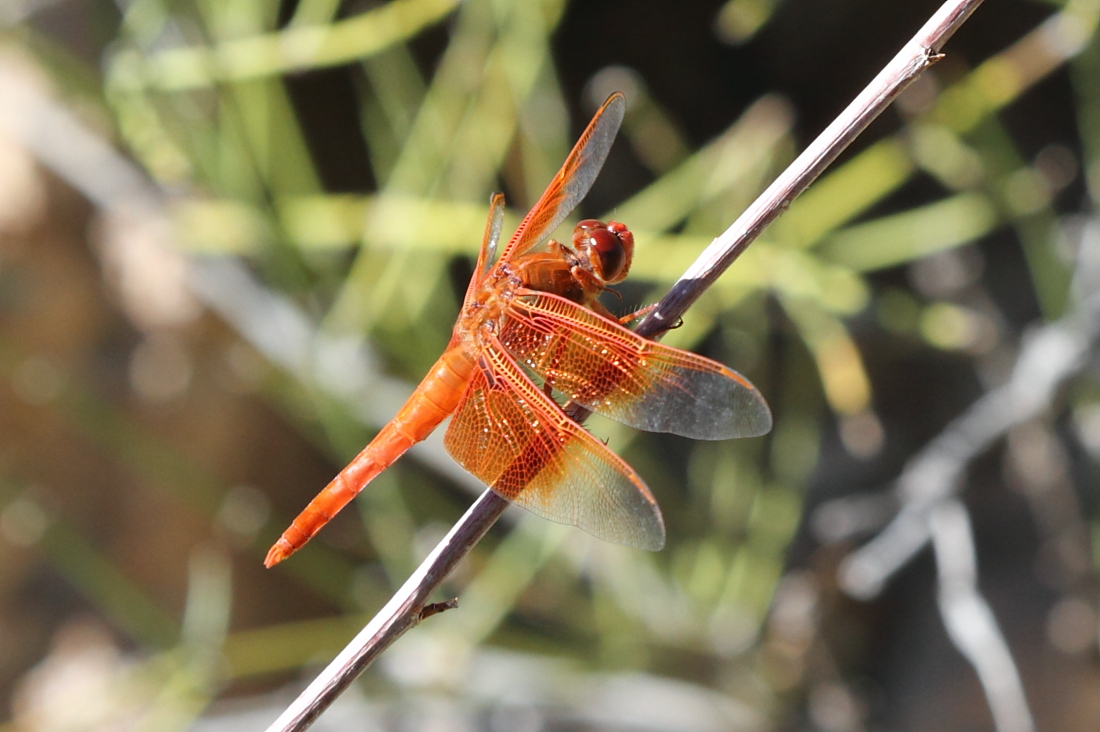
616,303,658,325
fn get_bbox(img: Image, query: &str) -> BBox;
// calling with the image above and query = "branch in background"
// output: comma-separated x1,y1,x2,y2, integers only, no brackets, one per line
812,208,1100,732
931,500,1035,732
817,221,1100,599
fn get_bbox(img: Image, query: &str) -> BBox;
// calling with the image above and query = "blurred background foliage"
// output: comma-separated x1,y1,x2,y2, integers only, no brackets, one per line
0,0,1098,730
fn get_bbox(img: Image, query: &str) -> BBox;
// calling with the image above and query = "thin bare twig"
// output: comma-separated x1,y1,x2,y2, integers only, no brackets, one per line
931,500,1035,732
264,490,508,732
264,1,987,730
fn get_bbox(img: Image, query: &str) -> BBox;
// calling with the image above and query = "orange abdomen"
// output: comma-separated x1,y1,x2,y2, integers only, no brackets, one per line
265,345,476,567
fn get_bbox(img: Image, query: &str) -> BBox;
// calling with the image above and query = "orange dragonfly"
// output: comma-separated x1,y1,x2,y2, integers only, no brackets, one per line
265,92,771,567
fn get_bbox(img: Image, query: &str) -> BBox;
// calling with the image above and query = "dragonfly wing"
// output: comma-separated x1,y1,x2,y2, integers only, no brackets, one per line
479,192,506,279
443,338,665,551
462,192,507,307
499,93,626,262
501,290,772,440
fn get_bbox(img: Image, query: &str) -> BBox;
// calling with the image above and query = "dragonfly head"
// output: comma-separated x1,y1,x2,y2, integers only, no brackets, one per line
573,219,634,286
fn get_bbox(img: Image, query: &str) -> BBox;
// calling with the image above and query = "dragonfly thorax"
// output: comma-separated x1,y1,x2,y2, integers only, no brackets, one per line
456,263,521,347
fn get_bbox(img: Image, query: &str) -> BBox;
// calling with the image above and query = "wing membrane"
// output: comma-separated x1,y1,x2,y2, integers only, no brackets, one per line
479,192,506,278
463,192,506,307
443,339,665,550
501,291,772,440
499,93,626,262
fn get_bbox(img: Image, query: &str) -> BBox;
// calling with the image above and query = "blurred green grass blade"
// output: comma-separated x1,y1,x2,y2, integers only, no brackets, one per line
289,0,344,27
819,192,999,272
776,0,1098,256
334,0,527,332
179,188,868,317
745,484,804,555
277,195,368,250
112,0,461,91
433,517,565,649
105,81,198,188
227,79,323,196
222,614,371,679
682,538,731,607
1012,211,1070,317
173,198,273,254
118,0,171,47
907,122,986,191
612,96,794,234
715,0,784,45
1071,15,1100,181
375,0,561,200
361,194,515,253
778,139,915,248
967,114,1070,317
512,89,570,205
712,538,784,637
617,80,693,175
369,0,502,197
44,520,180,648
438,74,520,201
767,333,823,485
780,296,871,416
355,250,445,328
441,0,564,201
356,471,418,586
183,0,324,201
198,0,278,40
359,45,428,185
140,547,235,731
180,545,232,651
133,669,217,732
932,0,1100,135
0,343,363,608
17,25,110,108
213,93,267,201
690,442,761,538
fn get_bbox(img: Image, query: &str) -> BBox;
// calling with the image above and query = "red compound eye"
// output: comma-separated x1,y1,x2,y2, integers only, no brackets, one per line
589,227,625,282
573,219,634,283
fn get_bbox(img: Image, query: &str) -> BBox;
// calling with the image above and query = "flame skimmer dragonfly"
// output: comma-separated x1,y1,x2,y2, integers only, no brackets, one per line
265,92,771,567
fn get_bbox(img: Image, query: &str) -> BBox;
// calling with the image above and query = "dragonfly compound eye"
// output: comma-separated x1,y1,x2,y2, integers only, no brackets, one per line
574,219,634,284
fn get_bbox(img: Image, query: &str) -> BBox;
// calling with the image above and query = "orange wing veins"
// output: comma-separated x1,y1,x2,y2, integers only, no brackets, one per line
499,93,627,263
500,290,773,440
443,336,665,550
